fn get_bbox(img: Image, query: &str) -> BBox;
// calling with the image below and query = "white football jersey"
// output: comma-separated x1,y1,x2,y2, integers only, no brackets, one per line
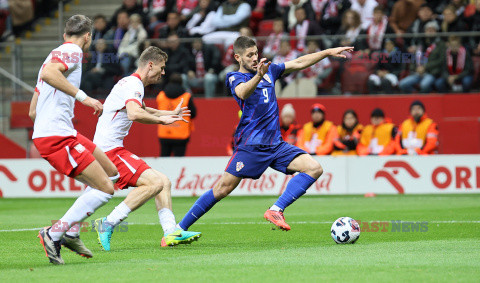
93,74,144,152
32,42,84,139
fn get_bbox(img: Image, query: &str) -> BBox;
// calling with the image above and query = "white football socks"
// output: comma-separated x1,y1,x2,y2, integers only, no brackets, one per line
158,208,176,235
105,201,132,227
49,187,112,241
269,205,282,212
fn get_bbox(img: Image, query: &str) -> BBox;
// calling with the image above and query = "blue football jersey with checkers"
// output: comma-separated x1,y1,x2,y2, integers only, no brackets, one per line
226,63,286,146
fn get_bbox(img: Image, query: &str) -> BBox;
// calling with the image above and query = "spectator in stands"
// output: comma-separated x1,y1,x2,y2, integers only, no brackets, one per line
186,0,217,37
318,0,351,45
399,21,446,93
202,0,252,47
81,39,121,95
91,14,109,50
298,103,335,155
177,0,199,19
9,0,33,37
357,108,397,156
395,100,438,155
332,109,363,155
435,35,474,92
351,0,378,30
219,27,253,81
298,40,332,86
118,14,148,76
283,0,315,31
143,0,175,23
110,0,144,28
335,9,362,48
156,73,197,157
280,104,301,146
440,5,469,34
0,0,13,41
290,6,322,52
450,0,468,17
165,34,194,81
389,0,425,37
250,0,280,34
406,4,438,51
183,39,220,98
367,39,403,94
106,10,130,51
466,0,480,56
263,18,288,60
357,7,394,53
272,39,299,88
156,12,188,43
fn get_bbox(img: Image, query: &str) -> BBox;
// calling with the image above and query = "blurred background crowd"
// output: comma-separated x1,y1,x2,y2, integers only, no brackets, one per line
2,0,480,98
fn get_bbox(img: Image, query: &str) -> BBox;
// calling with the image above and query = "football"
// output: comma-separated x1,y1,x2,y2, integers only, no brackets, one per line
331,217,361,244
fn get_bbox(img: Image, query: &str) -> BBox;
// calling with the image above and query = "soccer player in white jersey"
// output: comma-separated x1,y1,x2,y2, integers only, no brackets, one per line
31,15,121,265
91,46,201,250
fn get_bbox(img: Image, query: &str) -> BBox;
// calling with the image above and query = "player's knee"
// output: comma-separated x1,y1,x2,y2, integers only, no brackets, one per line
100,177,115,195
307,162,323,179
148,179,164,197
159,174,171,192
214,183,234,200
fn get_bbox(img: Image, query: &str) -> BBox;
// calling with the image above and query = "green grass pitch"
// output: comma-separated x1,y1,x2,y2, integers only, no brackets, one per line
1,195,479,282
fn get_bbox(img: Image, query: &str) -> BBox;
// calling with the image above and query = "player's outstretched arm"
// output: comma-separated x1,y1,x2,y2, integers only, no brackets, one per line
127,101,188,125
284,46,354,74
235,58,271,100
145,98,191,118
40,61,103,116
29,91,39,122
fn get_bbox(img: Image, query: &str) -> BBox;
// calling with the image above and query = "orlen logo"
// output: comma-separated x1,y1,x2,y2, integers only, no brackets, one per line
374,161,420,194
0,164,18,198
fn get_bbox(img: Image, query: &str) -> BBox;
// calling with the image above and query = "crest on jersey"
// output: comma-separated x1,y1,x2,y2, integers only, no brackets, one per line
229,75,235,85
74,144,85,153
236,161,244,172
134,91,142,99
263,74,271,84
131,154,140,160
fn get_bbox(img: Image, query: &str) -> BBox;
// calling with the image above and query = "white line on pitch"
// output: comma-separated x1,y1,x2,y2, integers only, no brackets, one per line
1,220,479,233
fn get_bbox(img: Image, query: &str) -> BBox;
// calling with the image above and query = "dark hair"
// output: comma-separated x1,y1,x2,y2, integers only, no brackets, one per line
169,73,183,84
138,46,168,67
371,108,385,118
342,109,359,130
65,15,93,36
233,36,257,55
373,6,384,14
93,14,107,22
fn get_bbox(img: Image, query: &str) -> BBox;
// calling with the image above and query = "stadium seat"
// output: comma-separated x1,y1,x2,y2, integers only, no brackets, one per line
340,62,372,94
257,20,274,37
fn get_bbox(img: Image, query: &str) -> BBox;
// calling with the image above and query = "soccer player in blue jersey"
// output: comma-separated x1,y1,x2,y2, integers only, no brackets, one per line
177,36,353,232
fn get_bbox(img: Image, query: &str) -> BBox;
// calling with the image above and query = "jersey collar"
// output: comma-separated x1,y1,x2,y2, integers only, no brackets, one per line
131,73,142,80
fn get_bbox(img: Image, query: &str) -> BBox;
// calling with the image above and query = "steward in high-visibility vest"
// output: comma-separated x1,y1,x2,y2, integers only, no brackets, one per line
395,100,438,155
156,74,196,156
332,109,363,156
280,103,301,146
298,103,335,155
357,108,397,156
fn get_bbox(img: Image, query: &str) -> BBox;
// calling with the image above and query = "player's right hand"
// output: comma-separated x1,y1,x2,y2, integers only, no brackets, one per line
82,96,103,117
256,58,271,78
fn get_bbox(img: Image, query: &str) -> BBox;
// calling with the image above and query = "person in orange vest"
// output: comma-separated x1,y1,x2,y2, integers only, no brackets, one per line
157,73,197,156
298,103,336,155
357,108,397,156
395,100,438,155
332,109,363,156
280,103,302,146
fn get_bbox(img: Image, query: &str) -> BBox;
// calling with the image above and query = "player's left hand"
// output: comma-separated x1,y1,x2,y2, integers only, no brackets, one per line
173,98,191,117
327,47,354,58
160,115,189,125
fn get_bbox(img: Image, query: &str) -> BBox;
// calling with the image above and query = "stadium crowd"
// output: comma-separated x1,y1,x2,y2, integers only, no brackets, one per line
1,0,480,96
79,0,480,97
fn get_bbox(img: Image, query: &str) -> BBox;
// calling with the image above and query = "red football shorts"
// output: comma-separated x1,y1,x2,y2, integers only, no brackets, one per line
33,133,97,178
105,147,150,190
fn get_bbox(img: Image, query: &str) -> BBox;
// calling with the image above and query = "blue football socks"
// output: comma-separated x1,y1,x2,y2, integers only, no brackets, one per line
273,173,316,210
178,189,218,230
